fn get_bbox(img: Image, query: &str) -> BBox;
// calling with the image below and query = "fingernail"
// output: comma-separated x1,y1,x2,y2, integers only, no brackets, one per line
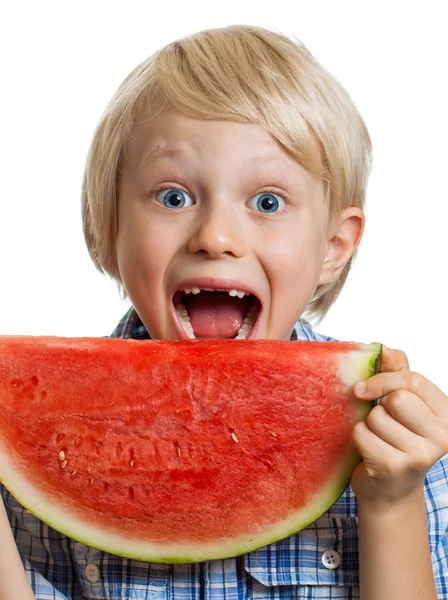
354,381,366,395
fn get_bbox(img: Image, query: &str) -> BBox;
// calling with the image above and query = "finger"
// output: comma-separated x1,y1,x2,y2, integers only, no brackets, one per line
374,344,410,372
352,419,404,465
354,371,447,417
379,389,440,440
365,403,428,455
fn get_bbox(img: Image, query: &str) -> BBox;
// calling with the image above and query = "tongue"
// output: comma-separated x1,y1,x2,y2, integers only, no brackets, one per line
187,292,247,339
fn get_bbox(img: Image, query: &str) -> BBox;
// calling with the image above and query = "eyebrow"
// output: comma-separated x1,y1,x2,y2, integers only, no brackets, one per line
252,154,285,166
138,147,187,169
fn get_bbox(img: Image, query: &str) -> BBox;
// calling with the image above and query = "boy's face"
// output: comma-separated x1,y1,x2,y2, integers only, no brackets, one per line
117,108,361,340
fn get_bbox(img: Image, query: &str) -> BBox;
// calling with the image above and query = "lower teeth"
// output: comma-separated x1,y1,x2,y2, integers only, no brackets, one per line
174,303,195,339
175,303,258,340
234,305,258,339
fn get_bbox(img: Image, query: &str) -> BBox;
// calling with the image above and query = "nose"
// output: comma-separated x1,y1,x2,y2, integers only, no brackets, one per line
188,205,246,259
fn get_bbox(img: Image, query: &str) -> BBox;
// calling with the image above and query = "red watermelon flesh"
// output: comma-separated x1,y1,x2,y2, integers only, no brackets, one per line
0,337,381,563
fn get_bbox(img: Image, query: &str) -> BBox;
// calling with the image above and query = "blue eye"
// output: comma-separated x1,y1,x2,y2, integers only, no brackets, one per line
156,188,194,209
250,192,286,214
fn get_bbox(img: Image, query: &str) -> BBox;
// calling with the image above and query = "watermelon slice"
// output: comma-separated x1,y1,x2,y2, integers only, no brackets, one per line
0,337,381,563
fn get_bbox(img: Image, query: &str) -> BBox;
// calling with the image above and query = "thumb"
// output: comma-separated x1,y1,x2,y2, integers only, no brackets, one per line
372,343,410,372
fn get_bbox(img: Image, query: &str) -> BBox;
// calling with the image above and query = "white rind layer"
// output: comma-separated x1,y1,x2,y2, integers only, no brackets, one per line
337,343,382,386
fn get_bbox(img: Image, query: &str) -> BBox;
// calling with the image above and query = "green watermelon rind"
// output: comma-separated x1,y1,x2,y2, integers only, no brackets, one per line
0,342,382,564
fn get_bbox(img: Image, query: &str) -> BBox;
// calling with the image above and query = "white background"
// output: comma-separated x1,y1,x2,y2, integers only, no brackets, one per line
0,1,446,392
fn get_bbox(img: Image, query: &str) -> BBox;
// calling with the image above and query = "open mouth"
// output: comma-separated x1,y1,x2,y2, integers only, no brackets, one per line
172,286,262,340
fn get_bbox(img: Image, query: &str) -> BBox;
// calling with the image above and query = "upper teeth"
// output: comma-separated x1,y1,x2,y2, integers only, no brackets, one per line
181,287,250,299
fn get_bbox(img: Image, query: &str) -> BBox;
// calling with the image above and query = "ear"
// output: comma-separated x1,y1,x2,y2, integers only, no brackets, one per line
318,207,365,286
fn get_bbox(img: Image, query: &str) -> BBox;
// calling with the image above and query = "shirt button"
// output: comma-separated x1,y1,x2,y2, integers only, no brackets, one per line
321,549,341,570
85,563,101,584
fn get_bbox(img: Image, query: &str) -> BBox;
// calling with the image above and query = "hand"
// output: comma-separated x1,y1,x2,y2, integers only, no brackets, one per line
350,345,448,507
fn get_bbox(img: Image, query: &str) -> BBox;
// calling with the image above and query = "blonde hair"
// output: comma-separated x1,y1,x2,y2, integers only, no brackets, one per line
82,24,372,323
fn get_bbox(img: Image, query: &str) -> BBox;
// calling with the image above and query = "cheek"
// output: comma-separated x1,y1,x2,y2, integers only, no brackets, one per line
261,224,326,280
116,206,167,283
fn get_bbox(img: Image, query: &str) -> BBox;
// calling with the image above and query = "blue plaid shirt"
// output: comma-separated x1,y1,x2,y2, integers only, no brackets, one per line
2,307,448,599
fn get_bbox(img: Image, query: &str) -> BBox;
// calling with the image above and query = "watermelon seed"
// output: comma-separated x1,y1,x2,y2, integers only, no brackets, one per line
177,447,181,457
71,471,77,476
231,432,239,443
9,379,23,388
61,460,68,469
90,478,94,486
59,450,66,461
74,437,83,448
269,431,277,437
130,460,135,467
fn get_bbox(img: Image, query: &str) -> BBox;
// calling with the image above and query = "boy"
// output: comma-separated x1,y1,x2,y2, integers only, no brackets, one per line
1,24,448,600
